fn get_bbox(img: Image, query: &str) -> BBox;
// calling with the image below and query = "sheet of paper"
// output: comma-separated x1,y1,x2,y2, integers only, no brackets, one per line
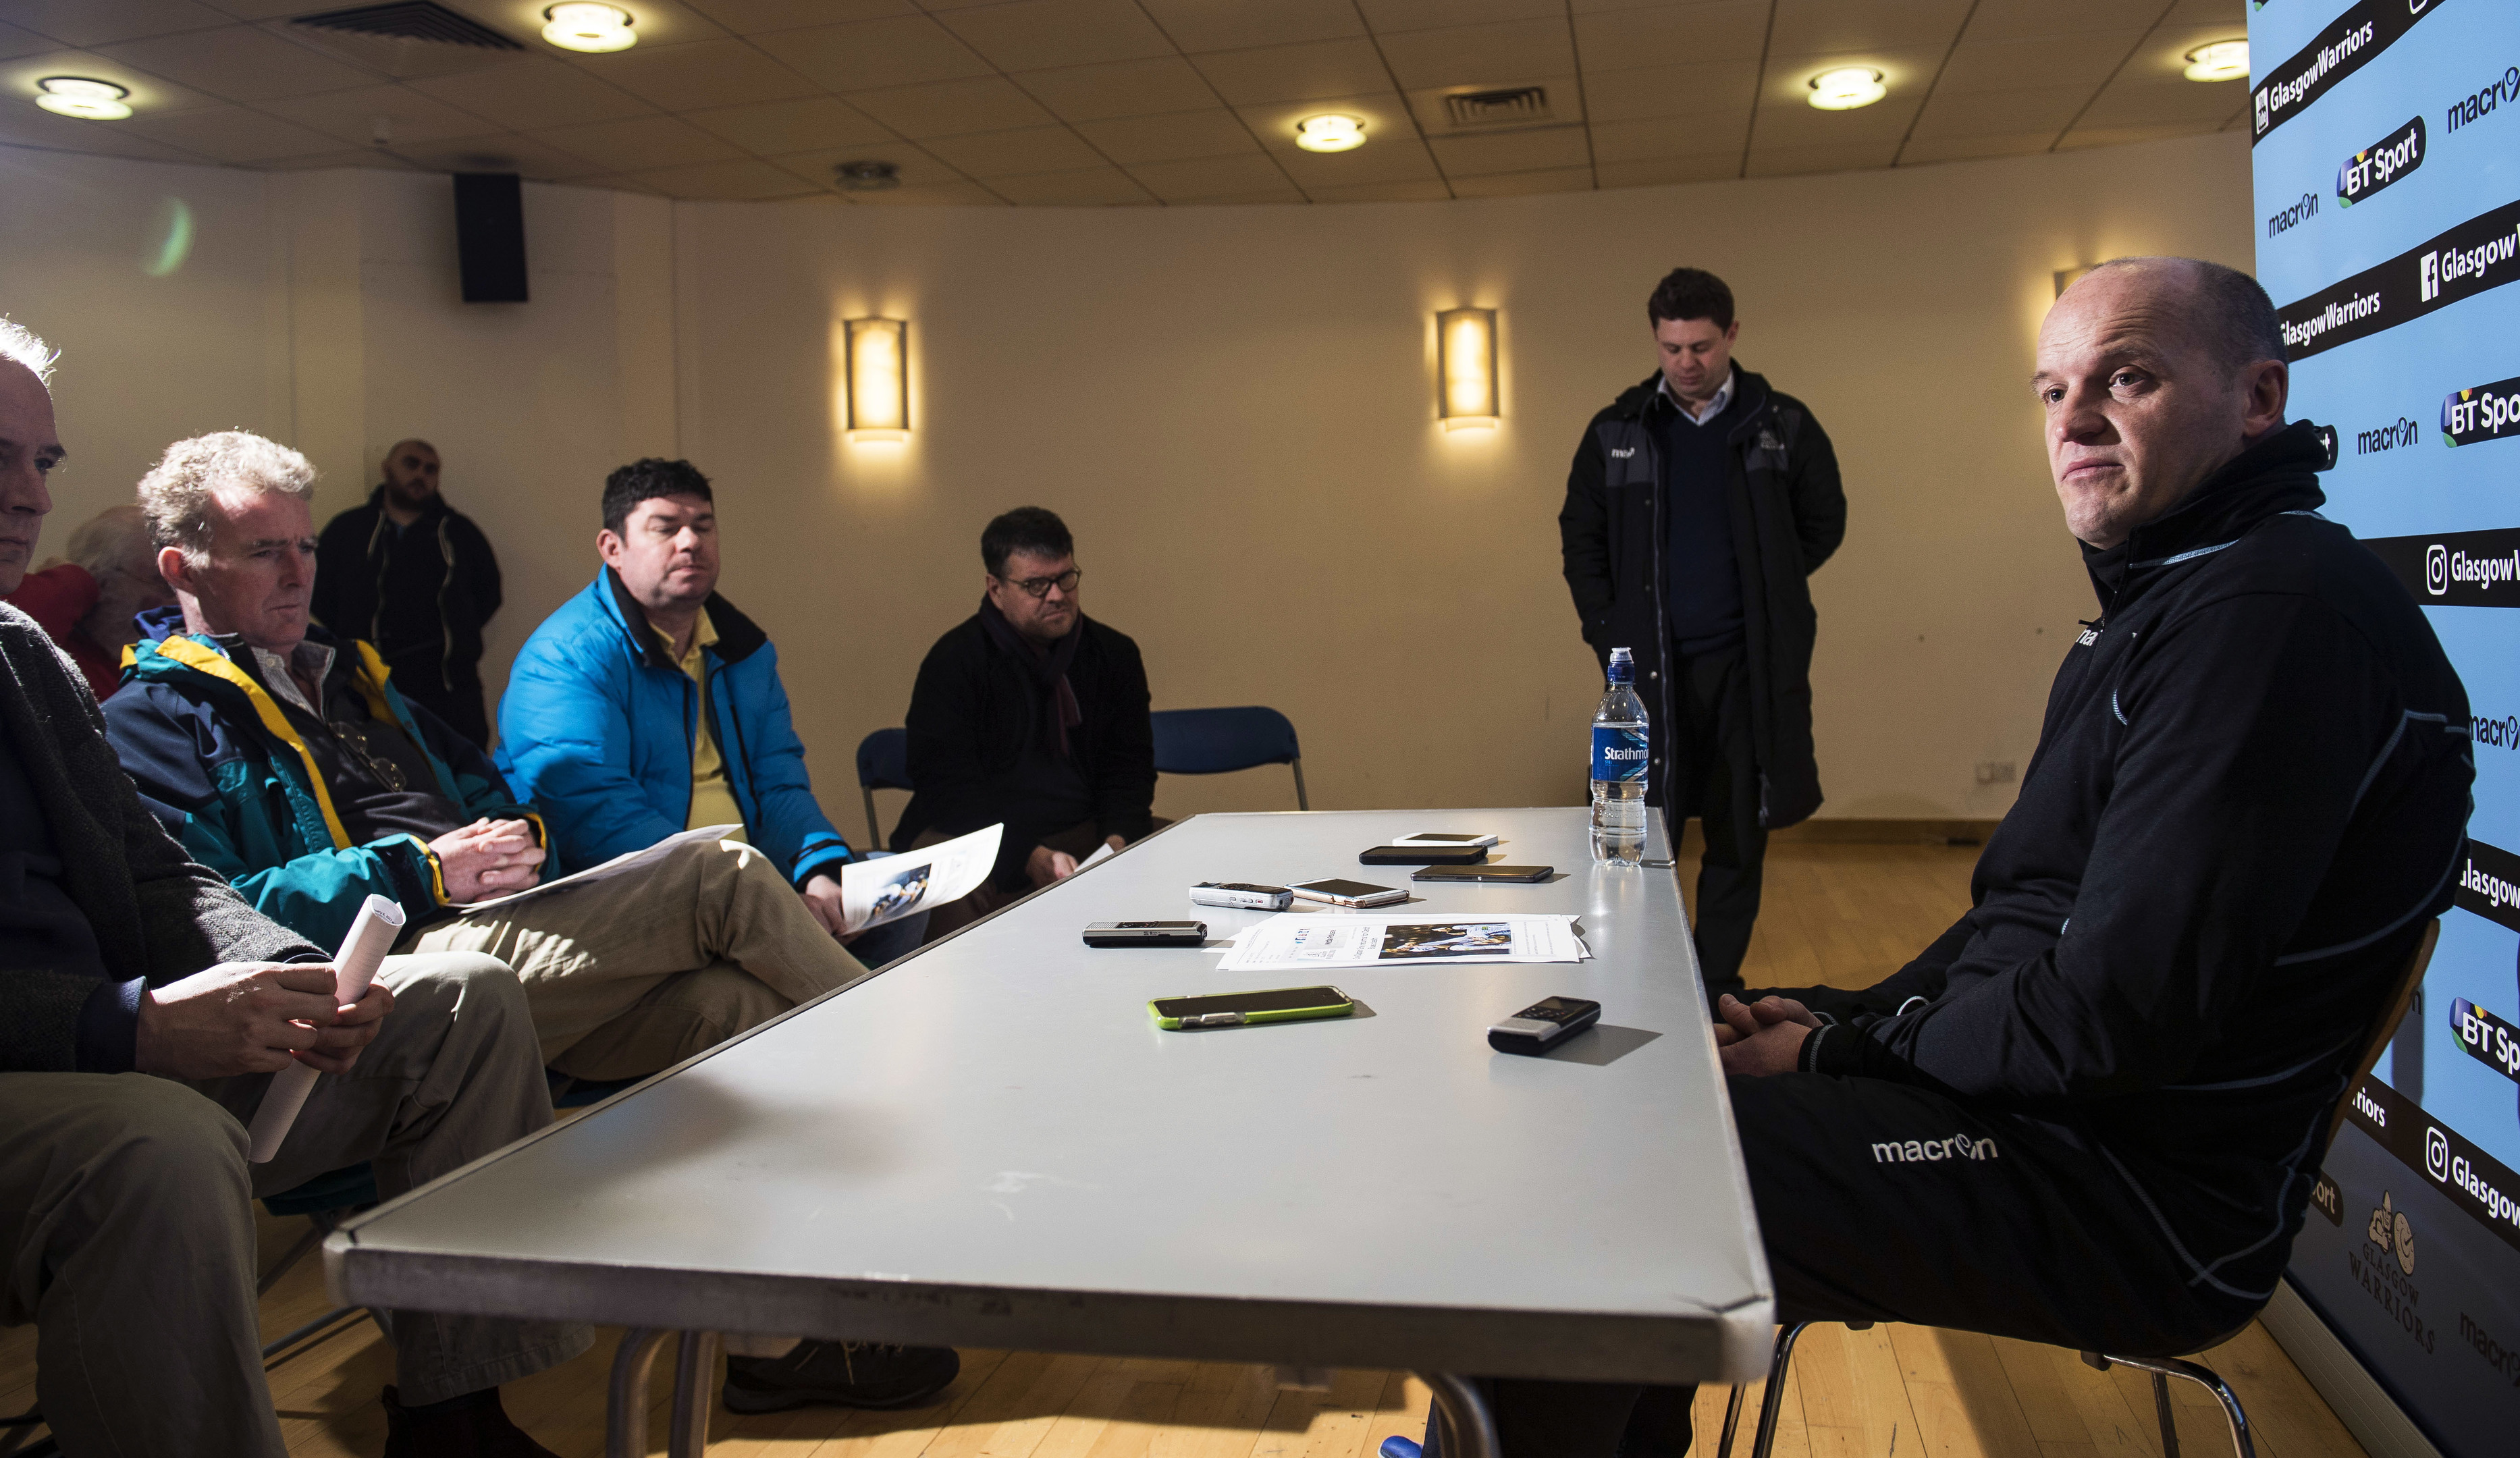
1216,913,1588,972
450,824,744,917
1080,840,1116,869
840,823,1003,932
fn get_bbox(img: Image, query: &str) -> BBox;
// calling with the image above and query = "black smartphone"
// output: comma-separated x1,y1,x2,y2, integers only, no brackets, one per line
1411,864,1553,884
1083,921,1208,947
1360,844,1487,866
1487,996,1603,1055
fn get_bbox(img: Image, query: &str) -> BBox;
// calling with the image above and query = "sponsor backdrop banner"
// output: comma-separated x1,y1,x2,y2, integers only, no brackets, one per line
2254,2,2520,1451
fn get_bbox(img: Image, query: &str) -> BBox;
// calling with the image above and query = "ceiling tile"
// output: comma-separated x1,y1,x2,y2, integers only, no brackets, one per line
1015,56,1221,122
97,24,378,101
257,82,504,147
2056,122,2215,152
2159,0,2250,28
1188,186,1308,203
1136,0,1362,54
986,165,1156,205
0,46,228,113
1428,125,1588,177
0,101,207,161
1448,165,1591,197
2134,25,2255,86
847,75,1058,137
570,38,822,112
1358,0,1565,32
1905,86,2081,140
1757,47,1946,107
1574,2,1769,72
1125,150,1289,200
680,0,921,32
1580,61,1757,123
683,94,894,153
841,179,1008,205
2073,77,2246,130
622,157,820,198
918,123,1106,177
1304,176,1451,202
392,132,612,180
1935,34,2141,97
1594,153,1738,188
3,0,231,47
1748,90,1922,151
1378,20,1574,91
530,113,741,170
1896,131,2056,165
408,60,655,132
765,140,964,190
257,148,425,171
1959,0,2163,43
934,0,1175,72
1744,139,1897,178
1072,108,1257,165
1268,132,1440,186
1767,0,1974,57
121,103,346,161
749,14,992,92
1590,111,1748,162
0,23,54,61
1191,38,1393,106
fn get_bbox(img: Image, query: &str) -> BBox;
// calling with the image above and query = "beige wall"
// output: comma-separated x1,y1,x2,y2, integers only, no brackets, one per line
4,130,2252,837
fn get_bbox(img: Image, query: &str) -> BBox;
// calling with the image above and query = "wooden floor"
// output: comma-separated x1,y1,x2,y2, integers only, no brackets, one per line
0,839,2371,1457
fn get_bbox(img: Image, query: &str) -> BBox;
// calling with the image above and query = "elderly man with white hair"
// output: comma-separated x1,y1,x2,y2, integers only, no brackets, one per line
2,502,171,697
0,319,592,1455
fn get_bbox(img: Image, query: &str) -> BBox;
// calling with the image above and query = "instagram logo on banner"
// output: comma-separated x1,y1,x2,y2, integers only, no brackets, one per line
2426,1126,2450,1180
2427,544,2450,595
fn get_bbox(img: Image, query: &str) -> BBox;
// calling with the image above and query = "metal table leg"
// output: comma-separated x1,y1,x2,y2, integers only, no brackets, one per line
668,1330,722,1457
1420,1372,1500,1458
606,1328,673,1458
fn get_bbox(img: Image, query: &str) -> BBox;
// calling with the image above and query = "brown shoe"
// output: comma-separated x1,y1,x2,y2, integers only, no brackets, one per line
379,1385,561,1458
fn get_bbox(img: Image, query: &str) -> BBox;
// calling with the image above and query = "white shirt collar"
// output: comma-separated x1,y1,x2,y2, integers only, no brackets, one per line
1659,364,1736,425
250,640,336,718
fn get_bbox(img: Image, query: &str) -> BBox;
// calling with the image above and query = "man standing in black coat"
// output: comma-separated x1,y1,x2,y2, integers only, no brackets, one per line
1559,267,1846,996
313,438,503,748
894,507,1157,936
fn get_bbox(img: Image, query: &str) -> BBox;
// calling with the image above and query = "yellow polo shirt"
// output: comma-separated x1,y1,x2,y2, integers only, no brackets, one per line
660,610,748,838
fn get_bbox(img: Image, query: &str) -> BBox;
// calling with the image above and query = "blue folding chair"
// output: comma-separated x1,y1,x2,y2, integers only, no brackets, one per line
1150,706,1308,810
856,727,913,845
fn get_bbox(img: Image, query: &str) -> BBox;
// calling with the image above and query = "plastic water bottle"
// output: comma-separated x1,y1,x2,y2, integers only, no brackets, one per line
1591,647,1649,865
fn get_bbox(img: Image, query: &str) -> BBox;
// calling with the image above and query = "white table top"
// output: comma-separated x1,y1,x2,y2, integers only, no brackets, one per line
329,808,1773,1384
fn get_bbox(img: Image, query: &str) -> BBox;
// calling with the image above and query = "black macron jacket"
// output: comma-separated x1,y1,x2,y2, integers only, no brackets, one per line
1780,422,2473,1305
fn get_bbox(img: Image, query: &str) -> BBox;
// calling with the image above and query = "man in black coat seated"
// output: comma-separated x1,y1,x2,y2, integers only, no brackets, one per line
893,507,1156,936
1428,259,2475,1455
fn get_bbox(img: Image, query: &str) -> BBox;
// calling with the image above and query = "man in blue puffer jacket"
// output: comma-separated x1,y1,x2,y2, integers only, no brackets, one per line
495,458,926,973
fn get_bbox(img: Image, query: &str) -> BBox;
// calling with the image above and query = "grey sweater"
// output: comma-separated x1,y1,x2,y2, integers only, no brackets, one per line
0,603,317,1072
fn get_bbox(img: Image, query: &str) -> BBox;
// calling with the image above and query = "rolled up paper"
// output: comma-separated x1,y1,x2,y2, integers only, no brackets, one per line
246,894,406,1164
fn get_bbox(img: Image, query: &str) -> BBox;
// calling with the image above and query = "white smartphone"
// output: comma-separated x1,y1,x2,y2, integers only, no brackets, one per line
1289,878,1410,908
1387,832,1500,849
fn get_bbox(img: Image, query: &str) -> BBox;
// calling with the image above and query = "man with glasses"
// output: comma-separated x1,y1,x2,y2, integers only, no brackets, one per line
892,506,1157,936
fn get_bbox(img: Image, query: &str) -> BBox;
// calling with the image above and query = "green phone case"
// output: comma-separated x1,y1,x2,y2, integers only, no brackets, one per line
1150,987,1356,1030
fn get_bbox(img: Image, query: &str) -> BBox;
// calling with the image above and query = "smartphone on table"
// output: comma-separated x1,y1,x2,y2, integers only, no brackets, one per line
1150,985,1356,1029
1410,864,1553,884
1289,878,1410,908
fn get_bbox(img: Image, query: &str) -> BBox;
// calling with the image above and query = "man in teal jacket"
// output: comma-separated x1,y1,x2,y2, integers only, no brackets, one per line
494,458,926,967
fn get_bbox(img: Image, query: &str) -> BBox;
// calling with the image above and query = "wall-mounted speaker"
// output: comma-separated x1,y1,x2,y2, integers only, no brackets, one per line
452,172,527,304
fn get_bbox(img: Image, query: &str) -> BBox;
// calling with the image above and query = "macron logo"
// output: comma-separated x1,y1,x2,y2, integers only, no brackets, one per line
1873,1133,1999,1164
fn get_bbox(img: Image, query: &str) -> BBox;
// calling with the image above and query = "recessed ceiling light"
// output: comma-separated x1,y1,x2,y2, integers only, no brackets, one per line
1806,68,1885,111
34,76,132,121
2183,40,2249,83
543,3,635,53
1294,114,1366,153
834,160,901,192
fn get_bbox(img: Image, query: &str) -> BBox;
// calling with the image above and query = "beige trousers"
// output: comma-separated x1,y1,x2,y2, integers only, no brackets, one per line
0,952,593,1458
408,837,867,1081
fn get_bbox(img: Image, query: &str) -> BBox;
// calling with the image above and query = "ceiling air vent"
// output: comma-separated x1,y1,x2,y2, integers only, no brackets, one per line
1443,86,1550,128
290,3,524,49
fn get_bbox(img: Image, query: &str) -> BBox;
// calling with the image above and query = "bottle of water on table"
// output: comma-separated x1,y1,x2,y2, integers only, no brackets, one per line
1591,647,1649,865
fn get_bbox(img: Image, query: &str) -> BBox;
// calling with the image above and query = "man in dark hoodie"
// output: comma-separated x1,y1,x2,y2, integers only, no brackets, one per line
1431,259,2473,1455
313,438,502,749
1559,267,1847,997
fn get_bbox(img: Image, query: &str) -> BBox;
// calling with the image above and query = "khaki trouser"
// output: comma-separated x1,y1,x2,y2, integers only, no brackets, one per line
408,837,867,1081
0,952,593,1457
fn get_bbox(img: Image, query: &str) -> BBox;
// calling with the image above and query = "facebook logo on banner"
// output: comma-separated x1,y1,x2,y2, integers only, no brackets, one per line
2423,250,2440,301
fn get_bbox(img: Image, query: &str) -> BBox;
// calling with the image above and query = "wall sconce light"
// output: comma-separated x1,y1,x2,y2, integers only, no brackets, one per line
1437,307,1499,430
845,317,909,441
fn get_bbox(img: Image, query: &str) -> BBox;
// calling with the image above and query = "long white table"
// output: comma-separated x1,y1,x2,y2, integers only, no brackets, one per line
327,808,1771,1455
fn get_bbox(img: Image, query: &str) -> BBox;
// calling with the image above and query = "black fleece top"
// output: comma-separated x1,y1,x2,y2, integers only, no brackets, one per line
1781,422,2473,1305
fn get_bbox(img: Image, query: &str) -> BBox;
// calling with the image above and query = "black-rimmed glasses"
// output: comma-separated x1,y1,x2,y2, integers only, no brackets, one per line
998,567,1081,599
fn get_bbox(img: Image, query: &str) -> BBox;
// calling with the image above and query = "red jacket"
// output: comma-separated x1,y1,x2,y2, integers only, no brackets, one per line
4,563,121,699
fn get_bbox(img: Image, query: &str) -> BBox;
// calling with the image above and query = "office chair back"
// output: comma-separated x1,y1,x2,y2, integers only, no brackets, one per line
855,727,913,845
1150,706,1309,810
2324,917,2440,1154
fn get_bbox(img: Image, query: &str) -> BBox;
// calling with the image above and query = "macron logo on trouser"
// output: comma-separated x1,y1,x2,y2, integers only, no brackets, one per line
1873,1133,2000,1164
